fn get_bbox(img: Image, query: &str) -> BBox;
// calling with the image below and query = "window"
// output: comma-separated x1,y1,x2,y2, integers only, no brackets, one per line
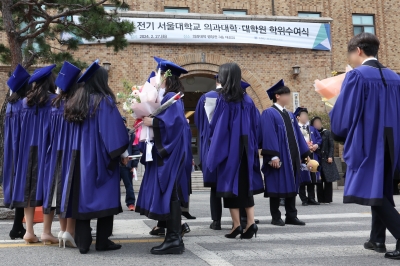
352,15,375,35
298,12,321,18
103,5,119,12
223,10,247,15
164,7,189,13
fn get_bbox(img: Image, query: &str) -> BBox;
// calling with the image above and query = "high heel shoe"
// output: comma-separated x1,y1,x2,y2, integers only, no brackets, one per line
23,232,39,244
62,232,77,248
225,226,242,239
241,224,258,239
58,231,65,248
41,233,59,245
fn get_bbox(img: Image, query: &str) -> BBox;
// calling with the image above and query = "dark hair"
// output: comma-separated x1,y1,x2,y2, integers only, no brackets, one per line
296,109,308,118
310,116,322,127
26,73,56,107
347,32,380,57
272,86,291,103
8,81,32,104
52,74,83,109
164,74,185,96
64,67,115,123
218,63,244,102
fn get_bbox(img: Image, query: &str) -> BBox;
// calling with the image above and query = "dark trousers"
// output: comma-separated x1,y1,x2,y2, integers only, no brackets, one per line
316,182,333,203
120,167,136,206
75,215,114,250
210,187,222,221
270,196,297,220
370,196,400,243
299,184,316,202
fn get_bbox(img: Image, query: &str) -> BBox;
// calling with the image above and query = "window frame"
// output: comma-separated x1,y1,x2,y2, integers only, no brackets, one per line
352,14,376,35
297,12,321,18
164,7,190,13
222,9,247,15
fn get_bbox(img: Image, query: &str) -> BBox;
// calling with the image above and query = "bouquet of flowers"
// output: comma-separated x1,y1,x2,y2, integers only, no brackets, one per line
117,81,142,115
314,65,353,111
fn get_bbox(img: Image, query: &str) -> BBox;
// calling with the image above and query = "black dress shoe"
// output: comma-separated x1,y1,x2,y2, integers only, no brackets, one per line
96,240,122,251
182,212,196,220
308,199,320,205
285,217,306,226
149,227,166,236
225,226,242,238
9,228,26,240
210,221,222,230
181,223,191,237
385,249,400,260
302,202,309,206
271,219,285,226
364,240,387,253
79,248,90,254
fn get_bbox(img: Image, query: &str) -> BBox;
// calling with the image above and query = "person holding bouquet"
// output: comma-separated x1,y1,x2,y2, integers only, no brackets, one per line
206,63,264,239
295,107,322,206
136,59,189,255
330,32,400,260
65,60,129,254
259,80,310,227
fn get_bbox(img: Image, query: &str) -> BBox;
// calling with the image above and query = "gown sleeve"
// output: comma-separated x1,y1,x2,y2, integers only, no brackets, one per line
329,70,363,142
98,98,129,167
314,128,322,146
259,109,280,161
153,93,185,158
206,98,230,172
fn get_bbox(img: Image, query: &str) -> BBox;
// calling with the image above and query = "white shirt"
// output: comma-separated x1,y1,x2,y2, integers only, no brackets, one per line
298,122,310,142
362,57,377,65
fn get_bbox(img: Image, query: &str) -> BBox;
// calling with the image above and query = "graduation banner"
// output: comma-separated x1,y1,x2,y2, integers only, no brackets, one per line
62,17,331,51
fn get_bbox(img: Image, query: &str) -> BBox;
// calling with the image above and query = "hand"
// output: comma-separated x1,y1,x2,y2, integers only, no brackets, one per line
143,117,153,127
305,156,311,163
327,157,333,164
312,144,318,152
121,157,129,166
271,158,281,169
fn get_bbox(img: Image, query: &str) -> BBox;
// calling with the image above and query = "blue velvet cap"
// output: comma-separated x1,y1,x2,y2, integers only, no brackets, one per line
147,71,156,82
55,61,81,92
154,57,188,77
241,81,250,90
7,64,31,92
294,107,308,117
266,79,285,100
28,64,56,84
77,59,100,83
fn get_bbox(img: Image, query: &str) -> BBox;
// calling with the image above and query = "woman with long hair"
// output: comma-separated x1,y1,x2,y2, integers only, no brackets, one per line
310,117,340,203
12,64,57,244
42,61,83,249
65,60,129,254
136,58,189,255
3,65,31,240
206,63,264,239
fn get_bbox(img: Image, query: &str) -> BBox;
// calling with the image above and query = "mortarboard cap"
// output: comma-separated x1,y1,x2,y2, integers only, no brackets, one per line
156,60,188,77
294,107,308,117
7,64,31,92
55,61,81,92
28,64,56,84
77,59,100,83
241,81,250,90
266,79,285,100
147,71,156,83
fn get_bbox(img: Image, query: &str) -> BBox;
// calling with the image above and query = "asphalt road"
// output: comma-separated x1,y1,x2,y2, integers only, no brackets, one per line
0,189,399,266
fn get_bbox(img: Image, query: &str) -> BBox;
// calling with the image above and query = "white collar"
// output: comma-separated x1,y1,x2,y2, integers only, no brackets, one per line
298,122,307,127
362,57,377,65
274,103,285,112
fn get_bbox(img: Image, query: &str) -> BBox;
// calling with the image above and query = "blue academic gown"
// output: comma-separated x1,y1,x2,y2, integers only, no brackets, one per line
2,100,23,208
135,92,187,220
180,122,193,207
194,90,219,187
260,107,311,198
12,95,56,208
70,96,128,220
206,94,264,197
330,61,400,206
299,125,322,184
42,102,80,217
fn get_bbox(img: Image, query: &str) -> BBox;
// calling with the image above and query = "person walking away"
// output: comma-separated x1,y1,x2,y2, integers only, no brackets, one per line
310,116,341,204
330,32,400,260
259,79,311,227
206,63,264,239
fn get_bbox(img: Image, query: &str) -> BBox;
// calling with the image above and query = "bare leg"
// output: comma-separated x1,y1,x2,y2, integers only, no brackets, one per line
59,218,67,233
229,208,240,233
244,206,255,231
24,207,35,235
43,211,55,235
66,218,76,236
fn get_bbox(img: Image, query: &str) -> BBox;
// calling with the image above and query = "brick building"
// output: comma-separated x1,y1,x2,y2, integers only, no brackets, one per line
0,0,398,163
